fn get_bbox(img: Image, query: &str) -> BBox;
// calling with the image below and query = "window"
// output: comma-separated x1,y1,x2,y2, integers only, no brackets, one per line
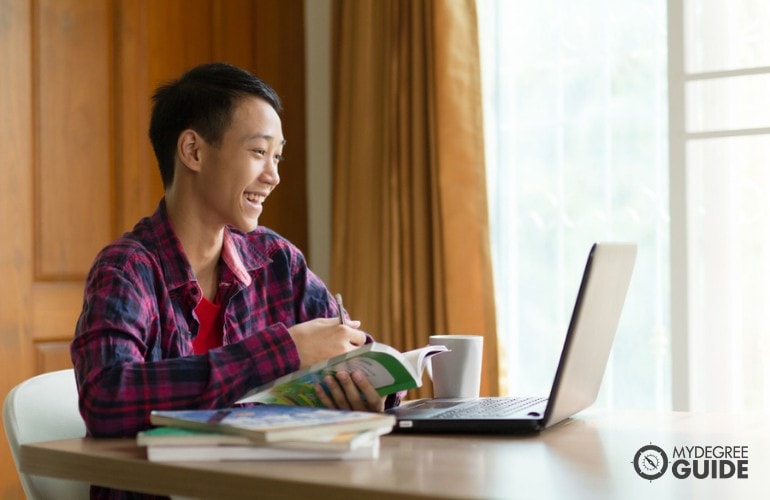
480,0,770,412
478,0,670,409
672,0,770,411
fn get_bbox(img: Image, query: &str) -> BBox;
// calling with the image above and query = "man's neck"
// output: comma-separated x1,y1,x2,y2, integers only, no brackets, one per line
165,190,224,301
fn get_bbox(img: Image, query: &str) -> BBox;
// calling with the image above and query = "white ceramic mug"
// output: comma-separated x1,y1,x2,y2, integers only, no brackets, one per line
428,335,483,398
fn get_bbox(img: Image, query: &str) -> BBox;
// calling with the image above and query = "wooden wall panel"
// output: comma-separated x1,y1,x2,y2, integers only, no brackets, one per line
0,2,34,496
114,0,159,234
250,0,309,254
35,0,114,279
31,283,84,340
35,341,74,372
147,0,214,85
212,0,255,68
1,1,308,496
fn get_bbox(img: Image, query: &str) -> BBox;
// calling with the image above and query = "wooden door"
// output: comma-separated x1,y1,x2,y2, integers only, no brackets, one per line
0,0,307,496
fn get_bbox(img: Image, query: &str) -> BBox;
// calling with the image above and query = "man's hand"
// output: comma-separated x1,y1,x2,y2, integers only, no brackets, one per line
314,370,387,413
287,317,386,412
287,317,366,368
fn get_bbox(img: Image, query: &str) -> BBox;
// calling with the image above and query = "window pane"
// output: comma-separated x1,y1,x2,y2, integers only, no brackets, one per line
685,0,770,73
686,73,770,133
686,134,770,411
479,0,670,409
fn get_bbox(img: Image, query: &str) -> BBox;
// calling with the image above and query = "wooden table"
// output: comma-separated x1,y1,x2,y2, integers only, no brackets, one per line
19,410,770,499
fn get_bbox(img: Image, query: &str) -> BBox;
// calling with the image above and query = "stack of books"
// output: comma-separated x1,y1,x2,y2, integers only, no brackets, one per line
139,405,395,462
140,342,449,463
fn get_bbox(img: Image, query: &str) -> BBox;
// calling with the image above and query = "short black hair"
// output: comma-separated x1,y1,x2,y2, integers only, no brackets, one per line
149,62,282,188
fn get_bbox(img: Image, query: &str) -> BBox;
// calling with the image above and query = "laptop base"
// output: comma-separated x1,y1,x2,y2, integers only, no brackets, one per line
388,397,548,434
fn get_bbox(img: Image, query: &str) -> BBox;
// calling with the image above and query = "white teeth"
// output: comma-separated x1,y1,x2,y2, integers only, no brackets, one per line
245,193,263,203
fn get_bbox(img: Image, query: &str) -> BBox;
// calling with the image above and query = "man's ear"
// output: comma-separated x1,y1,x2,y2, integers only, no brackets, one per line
177,129,203,173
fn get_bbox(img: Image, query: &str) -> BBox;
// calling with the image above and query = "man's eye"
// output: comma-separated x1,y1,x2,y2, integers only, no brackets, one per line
275,155,284,163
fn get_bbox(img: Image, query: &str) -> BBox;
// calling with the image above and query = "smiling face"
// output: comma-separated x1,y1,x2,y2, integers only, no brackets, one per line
194,96,285,233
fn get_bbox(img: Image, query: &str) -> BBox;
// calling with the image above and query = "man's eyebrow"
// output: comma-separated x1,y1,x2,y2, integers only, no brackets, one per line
244,133,287,146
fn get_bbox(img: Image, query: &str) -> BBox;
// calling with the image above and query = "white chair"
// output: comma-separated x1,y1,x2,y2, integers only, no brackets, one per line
3,368,90,499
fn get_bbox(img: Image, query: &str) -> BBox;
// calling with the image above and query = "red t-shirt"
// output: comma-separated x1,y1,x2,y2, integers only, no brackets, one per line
192,295,223,354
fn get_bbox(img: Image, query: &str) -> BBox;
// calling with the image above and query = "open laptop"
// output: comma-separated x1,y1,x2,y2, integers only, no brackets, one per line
387,242,637,434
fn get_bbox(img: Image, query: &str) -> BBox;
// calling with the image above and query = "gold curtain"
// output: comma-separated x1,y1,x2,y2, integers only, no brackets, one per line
331,0,499,398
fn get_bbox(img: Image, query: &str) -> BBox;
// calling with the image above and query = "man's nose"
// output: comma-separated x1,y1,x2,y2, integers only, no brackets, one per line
261,160,280,185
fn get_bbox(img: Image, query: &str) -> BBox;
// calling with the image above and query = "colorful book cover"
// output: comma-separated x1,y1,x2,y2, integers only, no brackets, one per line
237,342,448,407
149,405,395,443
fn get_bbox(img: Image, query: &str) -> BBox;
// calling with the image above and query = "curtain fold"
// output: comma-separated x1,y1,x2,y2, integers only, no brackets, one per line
331,0,498,398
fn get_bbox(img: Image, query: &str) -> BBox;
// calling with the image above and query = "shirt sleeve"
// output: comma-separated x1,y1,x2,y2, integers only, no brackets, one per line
72,259,300,438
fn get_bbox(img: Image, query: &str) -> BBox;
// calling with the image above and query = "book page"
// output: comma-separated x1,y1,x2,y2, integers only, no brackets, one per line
402,345,449,379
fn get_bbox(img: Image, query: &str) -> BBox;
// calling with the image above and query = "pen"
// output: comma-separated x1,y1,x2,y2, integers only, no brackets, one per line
335,293,345,325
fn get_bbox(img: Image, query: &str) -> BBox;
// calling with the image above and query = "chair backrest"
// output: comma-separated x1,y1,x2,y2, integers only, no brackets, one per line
3,368,90,499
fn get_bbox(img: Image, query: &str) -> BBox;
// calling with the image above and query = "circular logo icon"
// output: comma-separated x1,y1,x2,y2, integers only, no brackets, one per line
633,444,668,480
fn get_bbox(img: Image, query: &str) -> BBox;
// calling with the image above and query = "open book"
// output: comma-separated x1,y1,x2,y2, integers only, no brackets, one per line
237,342,448,407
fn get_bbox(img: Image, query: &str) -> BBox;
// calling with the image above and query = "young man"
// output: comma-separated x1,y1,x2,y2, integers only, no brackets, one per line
71,63,391,448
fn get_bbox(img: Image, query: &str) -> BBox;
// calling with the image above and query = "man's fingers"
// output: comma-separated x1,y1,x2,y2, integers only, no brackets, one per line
317,371,386,413
352,370,385,412
314,384,335,409
323,375,351,410
335,371,368,411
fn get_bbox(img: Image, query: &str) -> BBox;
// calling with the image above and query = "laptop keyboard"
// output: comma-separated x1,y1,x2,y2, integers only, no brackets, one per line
433,397,547,419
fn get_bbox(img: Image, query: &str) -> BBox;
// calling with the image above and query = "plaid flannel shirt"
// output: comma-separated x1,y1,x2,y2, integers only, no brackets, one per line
72,200,341,438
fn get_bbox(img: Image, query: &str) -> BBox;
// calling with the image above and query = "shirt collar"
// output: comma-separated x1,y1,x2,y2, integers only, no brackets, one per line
148,199,269,291
221,229,255,286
